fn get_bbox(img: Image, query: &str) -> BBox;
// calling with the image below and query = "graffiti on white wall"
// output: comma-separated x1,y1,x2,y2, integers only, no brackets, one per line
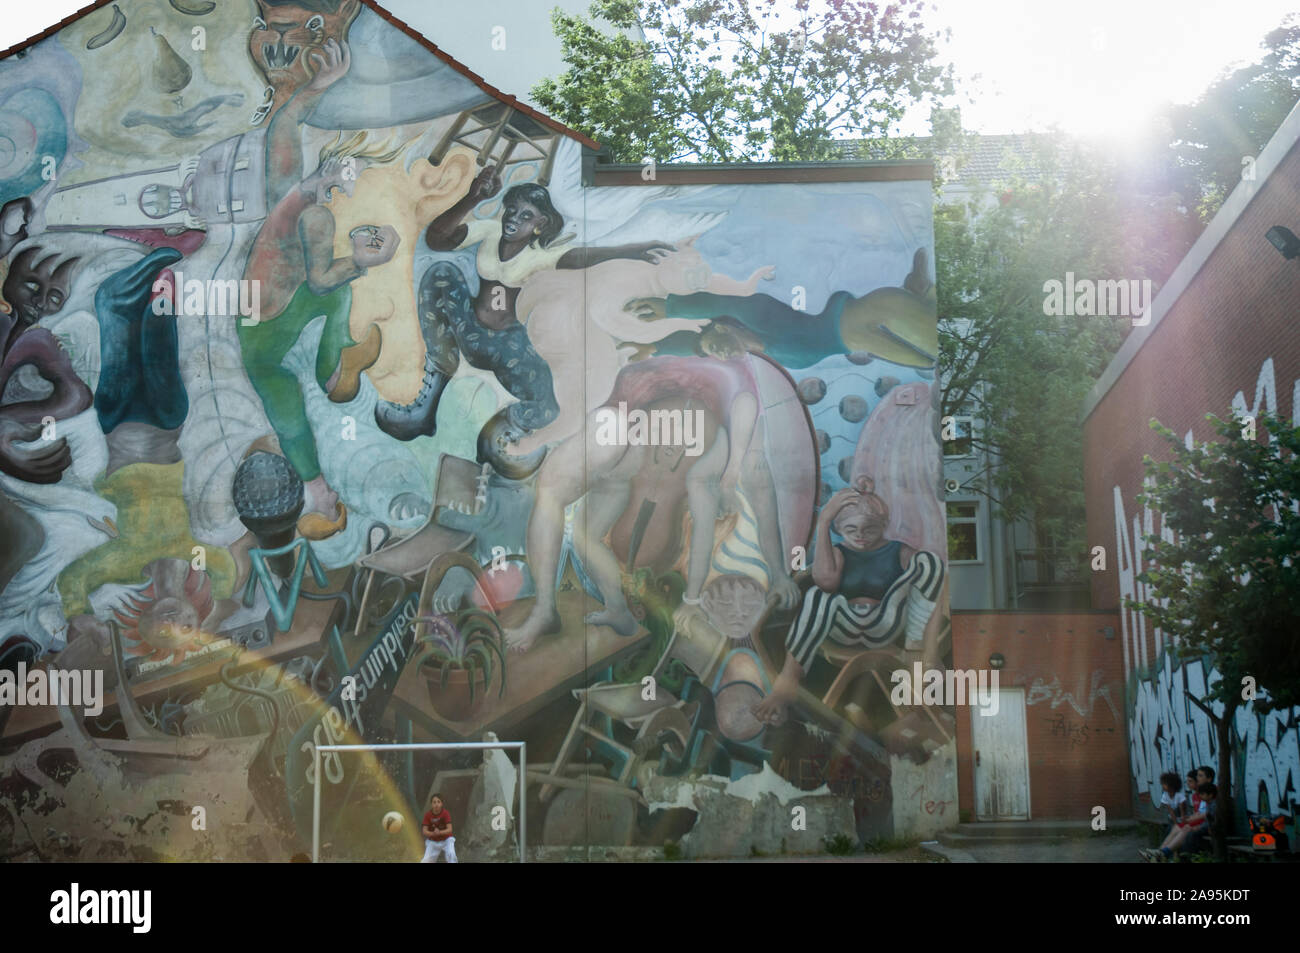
1129,653,1299,818
1115,354,1300,817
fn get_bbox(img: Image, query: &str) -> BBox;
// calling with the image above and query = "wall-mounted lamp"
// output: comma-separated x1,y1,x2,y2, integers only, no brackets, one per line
988,652,1005,670
1103,626,1115,640
1266,226,1300,260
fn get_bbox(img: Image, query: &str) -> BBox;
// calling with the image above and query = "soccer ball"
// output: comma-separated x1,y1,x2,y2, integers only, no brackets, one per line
382,811,403,834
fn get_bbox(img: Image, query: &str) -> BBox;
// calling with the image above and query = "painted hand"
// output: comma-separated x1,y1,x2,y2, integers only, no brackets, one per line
306,38,350,92
769,573,799,610
469,165,503,202
351,225,400,268
0,416,71,485
821,486,862,521
634,241,676,263
672,600,707,635
752,669,797,726
88,582,148,621
624,297,667,321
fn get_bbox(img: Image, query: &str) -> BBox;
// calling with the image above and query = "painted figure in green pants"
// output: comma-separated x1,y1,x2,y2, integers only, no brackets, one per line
241,130,403,540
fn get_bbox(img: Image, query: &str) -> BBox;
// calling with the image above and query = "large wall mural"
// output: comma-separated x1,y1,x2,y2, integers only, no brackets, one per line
0,0,948,861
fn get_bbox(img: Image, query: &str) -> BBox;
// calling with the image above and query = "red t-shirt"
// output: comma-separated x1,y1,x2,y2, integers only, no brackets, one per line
423,809,452,840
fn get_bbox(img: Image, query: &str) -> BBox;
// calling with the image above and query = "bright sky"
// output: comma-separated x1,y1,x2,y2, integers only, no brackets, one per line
1,0,1296,144
920,0,1300,142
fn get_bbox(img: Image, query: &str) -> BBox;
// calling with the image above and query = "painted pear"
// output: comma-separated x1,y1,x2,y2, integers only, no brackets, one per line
150,27,192,94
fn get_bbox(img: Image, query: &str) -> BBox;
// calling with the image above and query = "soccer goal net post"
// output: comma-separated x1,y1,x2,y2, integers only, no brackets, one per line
312,741,527,863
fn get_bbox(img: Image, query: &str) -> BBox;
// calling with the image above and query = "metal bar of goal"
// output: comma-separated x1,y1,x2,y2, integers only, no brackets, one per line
313,742,527,864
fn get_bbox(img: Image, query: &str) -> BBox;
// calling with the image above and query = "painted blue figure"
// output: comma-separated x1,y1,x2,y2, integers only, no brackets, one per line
93,247,189,434
633,248,939,370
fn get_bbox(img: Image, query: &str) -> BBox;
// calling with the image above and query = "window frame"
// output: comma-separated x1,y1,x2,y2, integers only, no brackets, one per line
946,498,983,564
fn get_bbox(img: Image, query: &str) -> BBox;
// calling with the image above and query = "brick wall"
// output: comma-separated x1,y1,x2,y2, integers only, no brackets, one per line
952,611,1128,820
1081,134,1300,823
1084,140,1300,629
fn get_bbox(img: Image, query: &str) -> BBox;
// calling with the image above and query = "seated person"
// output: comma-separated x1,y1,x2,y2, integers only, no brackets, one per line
1157,771,1187,835
754,476,945,726
1144,782,1216,861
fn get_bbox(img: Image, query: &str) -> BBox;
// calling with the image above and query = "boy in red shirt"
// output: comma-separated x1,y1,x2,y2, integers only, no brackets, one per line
420,793,457,863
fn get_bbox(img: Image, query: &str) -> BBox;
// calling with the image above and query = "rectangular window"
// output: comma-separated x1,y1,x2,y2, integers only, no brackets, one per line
944,416,974,456
946,500,981,562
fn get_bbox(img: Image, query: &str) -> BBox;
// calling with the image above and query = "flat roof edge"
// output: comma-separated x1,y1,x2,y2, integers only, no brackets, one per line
583,154,934,186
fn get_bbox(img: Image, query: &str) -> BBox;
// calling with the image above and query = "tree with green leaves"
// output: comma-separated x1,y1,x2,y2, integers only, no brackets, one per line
936,133,1194,560
1161,13,1300,224
1127,411,1300,859
533,0,954,163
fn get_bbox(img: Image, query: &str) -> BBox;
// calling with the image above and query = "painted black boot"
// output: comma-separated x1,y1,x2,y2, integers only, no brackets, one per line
476,406,548,480
374,355,450,441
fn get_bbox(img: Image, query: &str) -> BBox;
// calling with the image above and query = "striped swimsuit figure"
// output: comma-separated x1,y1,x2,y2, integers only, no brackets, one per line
785,540,945,671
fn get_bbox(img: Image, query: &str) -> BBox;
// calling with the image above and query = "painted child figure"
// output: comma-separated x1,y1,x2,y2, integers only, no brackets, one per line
420,793,457,864
754,476,946,726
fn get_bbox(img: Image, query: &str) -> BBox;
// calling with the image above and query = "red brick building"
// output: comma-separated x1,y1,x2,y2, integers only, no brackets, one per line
1081,103,1300,822
952,612,1127,820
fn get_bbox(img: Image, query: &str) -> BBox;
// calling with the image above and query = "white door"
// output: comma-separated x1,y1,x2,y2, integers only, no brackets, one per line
971,688,1030,820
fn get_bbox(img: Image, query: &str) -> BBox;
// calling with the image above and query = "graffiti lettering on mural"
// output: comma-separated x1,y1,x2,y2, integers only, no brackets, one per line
1023,669,1119,721
1046,712,1114,748
1129,654,1300,817
800,754,887,802
909,785,953,815
285,593,419,839
136,637,232,676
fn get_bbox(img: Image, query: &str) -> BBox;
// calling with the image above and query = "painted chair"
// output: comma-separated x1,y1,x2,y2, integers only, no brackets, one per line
350,454,481,636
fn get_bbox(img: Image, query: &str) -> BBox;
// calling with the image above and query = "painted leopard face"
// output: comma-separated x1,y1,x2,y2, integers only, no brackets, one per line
248,0,359,106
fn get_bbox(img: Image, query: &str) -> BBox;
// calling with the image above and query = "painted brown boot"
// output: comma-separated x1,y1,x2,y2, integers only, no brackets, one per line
297,502,348,541
326,324,383,403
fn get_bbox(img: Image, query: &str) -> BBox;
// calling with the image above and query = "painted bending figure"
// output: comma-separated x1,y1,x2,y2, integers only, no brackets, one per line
505,349,801,652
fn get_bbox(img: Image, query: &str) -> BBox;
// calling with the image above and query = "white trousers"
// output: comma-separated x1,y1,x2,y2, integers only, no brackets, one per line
421,837,457,863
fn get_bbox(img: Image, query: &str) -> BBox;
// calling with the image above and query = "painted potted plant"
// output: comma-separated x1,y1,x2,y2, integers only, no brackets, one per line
414,609,507,722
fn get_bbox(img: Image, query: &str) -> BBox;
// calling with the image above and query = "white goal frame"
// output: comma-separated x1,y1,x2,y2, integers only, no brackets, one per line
312,741,527,863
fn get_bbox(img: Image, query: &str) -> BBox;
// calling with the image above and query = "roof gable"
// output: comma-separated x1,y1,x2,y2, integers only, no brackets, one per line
0,0,597,149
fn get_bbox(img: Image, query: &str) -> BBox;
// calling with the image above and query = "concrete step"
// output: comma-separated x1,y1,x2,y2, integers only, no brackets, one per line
937,819,1137,847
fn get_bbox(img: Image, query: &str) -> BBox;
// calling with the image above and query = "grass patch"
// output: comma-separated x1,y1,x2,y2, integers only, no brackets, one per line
862,835,922,854
822,833,858,856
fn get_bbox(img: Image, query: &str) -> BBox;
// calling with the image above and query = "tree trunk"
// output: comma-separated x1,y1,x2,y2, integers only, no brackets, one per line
1213,699,1237,862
